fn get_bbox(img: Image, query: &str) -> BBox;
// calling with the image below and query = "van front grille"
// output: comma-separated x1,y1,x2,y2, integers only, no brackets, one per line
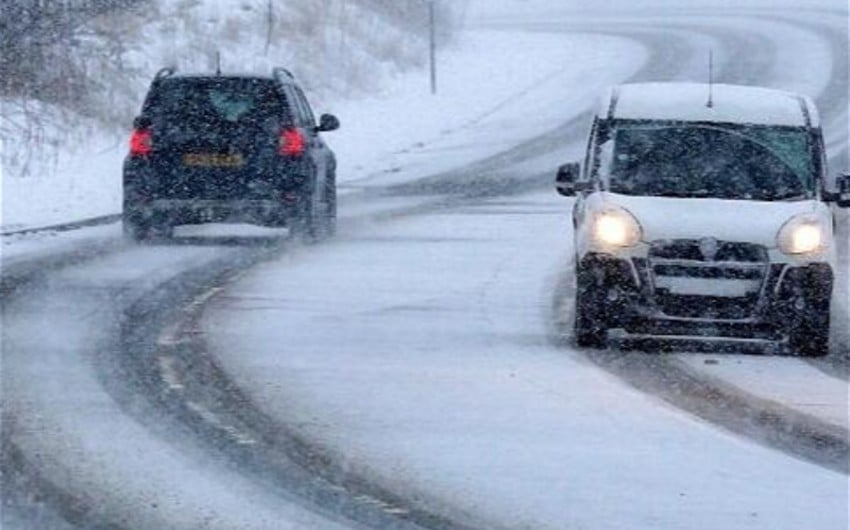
647,239,768,320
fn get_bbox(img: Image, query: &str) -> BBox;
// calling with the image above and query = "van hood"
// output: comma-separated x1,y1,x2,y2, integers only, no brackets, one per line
599,192,821,247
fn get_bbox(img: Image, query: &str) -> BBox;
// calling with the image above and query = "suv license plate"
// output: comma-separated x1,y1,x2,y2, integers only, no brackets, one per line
183,153,243,167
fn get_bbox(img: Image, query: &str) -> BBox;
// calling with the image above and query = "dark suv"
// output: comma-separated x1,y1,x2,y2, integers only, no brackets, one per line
123,67,340,241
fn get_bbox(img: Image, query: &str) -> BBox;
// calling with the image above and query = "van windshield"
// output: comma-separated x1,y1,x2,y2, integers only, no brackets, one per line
603,123,817,201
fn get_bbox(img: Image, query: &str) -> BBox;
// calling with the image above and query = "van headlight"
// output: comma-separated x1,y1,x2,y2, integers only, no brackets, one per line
777,215,825,255
592,207,642,247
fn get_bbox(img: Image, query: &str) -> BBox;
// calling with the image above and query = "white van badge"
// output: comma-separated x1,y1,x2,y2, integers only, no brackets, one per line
699,237,719,261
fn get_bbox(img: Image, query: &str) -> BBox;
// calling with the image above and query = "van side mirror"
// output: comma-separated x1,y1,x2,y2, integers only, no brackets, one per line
838,173,850,208
555,163,582,196
317,113,340,132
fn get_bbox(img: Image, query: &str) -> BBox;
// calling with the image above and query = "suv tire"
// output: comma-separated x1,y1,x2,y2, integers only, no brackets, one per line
291,176,336,243
124,214,173,242
317,172,337,238
124,216,151,242
290,192,319,243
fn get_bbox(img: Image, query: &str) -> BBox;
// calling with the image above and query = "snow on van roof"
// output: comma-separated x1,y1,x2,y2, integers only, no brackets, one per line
600,82,819,127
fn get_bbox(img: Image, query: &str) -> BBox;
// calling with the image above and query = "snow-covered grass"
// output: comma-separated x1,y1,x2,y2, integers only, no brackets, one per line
0,0,453,232
1,120,124,232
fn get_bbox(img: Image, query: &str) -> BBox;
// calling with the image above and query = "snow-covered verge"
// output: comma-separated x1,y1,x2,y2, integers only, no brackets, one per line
0,0,464,232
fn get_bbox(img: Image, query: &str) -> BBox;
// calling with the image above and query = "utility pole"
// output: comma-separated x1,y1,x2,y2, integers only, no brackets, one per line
428,0,436,95
264,0,273,56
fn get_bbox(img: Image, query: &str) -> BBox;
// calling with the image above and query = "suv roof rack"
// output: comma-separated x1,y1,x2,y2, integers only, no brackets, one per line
272,67,295,84
155,66,176,80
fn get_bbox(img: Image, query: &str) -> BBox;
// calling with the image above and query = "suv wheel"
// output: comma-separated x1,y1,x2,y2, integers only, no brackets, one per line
574,266,608,348
291,179,335,243
317,174,337,238
290,195,319,243
124,216,151,242
124,214,173,242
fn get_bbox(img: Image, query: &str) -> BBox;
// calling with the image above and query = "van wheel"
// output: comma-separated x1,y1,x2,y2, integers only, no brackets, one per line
574,267,608,348
790,311,830,357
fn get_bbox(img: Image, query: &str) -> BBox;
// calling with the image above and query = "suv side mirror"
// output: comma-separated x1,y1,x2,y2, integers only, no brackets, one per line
317,113,340,132
837,173,850,208
133,115,152,129
555,163,582,196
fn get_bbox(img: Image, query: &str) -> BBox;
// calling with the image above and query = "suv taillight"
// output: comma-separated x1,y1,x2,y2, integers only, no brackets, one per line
278,128,305,157
129,129,152,157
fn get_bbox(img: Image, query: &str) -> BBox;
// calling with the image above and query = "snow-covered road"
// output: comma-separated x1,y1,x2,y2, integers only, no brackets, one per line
203,6,849,529
3,2,848,529
205,193,846,530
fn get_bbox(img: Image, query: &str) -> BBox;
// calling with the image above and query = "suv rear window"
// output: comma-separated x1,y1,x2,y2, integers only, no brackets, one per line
143,78,292,128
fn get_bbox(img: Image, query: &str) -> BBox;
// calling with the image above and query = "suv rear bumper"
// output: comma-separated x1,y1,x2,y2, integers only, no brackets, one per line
125,198,301,227
578,253,833,341
123,157,312,227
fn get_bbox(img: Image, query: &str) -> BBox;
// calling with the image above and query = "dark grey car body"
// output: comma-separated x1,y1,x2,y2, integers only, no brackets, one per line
123,68,339,240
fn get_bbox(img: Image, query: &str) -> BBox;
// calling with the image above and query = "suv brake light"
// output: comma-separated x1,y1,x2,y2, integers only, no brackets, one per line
279,128,305,157
129,129,152,157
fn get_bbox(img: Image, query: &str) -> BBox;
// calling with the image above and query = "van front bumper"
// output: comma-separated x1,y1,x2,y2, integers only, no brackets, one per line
577,253,833,340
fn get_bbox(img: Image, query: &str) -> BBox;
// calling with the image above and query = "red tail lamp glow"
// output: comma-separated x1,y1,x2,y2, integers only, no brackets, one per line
279,129,305,156
129,129,152,157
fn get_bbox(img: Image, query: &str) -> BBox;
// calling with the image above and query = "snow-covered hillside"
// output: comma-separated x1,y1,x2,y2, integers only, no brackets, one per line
0,0,466,230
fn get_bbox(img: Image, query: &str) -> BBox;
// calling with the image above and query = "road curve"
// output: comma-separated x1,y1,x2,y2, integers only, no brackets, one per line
194,5,847,530
3,6,848,530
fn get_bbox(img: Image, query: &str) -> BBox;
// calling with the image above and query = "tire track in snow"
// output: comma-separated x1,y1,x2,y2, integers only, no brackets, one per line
549,265,849,475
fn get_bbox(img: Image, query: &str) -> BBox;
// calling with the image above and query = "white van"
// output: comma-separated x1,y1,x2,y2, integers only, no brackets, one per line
556,82,850,355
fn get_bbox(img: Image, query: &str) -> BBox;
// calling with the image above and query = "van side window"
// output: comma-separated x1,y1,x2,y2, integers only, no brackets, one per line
582,118,597,182
586,118,610,185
